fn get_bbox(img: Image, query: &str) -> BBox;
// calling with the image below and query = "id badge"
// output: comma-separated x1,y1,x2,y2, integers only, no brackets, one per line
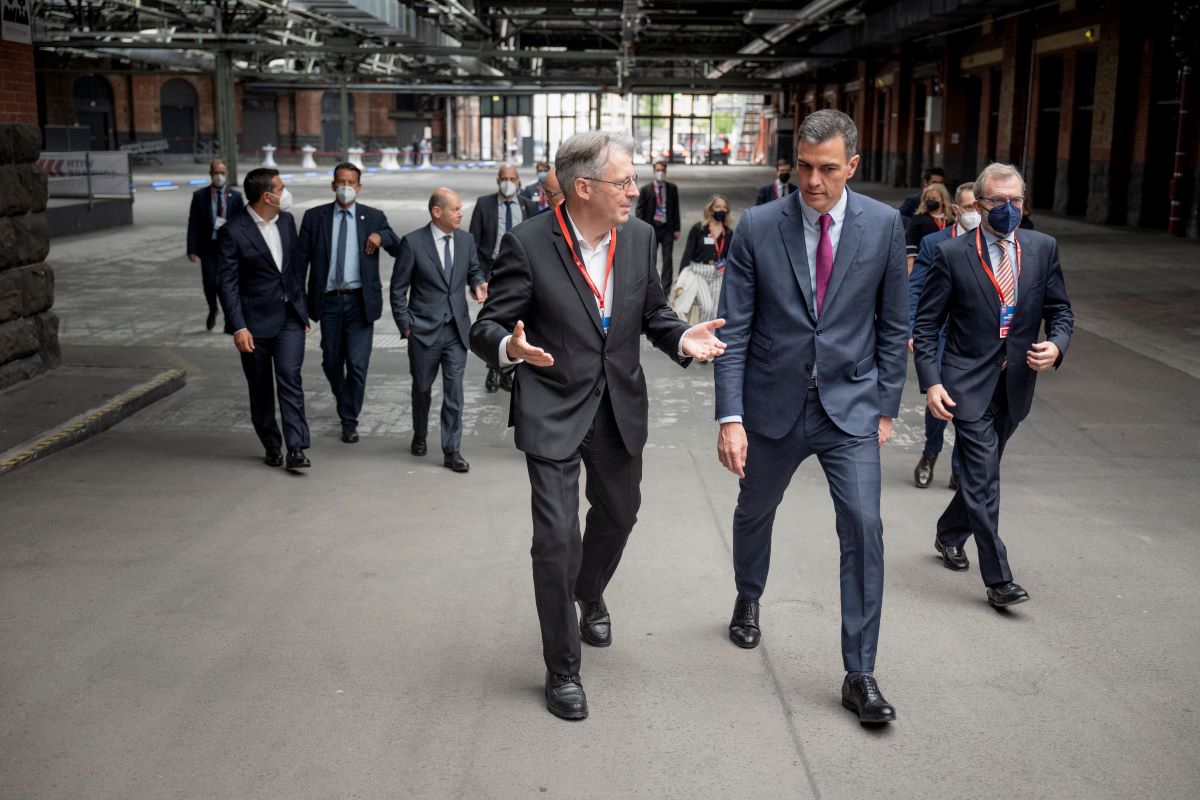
601,315,611,335
654,212,666,223
999,305,1014,338
703,236,715,245
214,216,227,230
715,257,727,274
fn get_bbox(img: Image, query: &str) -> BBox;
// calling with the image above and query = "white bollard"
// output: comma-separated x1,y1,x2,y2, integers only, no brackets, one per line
418,139,433,170
379,147,400,171
261,144,278,168
347,147,365,170
300,145,317,169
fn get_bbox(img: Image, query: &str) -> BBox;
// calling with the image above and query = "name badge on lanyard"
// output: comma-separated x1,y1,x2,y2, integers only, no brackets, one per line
974,229,1021,339
555,205,616,335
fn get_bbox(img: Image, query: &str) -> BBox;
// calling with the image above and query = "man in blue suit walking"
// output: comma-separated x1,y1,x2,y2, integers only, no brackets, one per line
715,109,908,723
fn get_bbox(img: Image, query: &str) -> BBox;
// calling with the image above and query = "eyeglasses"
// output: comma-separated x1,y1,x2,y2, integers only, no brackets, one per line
584,174,639,192
979,195,1025,209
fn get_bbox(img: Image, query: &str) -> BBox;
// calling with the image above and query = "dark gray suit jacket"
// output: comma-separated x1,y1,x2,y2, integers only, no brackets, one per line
715,187,909,438
469,208,691,460
468,192,539,277
389,225,484,349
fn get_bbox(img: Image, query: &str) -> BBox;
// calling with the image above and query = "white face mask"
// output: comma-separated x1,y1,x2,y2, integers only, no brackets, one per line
654,171,665,183
499,180,518,198
536,171,549,182
336,185,357,205
957,210,981,231
211,174,227,188
275,188,293,212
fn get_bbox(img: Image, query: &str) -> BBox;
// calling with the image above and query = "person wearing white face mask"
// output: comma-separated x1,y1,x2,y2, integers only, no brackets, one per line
908,182,980,491
187,159,244,331
217,167,313,471
469,163,537,392
521,160,553,212
634,160,681,291
298,163,401,444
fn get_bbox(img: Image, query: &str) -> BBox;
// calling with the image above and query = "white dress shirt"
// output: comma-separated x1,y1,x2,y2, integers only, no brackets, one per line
427,222,455,272
247,206,283,272
494,194,525,257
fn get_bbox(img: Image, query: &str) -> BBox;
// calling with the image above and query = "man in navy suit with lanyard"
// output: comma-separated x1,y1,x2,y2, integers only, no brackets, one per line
187,159,244,331
913,163,1074,609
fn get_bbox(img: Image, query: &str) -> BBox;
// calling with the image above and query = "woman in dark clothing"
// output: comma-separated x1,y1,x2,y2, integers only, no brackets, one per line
671,194,733,324
905,181,955,272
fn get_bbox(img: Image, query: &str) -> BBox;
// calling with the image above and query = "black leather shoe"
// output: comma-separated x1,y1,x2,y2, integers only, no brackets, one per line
545,672,588,720
264,448,284,467
914,452,937,488
987,581,1029,608
578,598,611,647
841,674,896,723
485,368,499,393
444,452,470,473
285,448,310,470
499,370,514,392
729,597,761,649
341,428,359,444
205,309,218,331
934,538,970,571
949,472,960,491
411,435,427,456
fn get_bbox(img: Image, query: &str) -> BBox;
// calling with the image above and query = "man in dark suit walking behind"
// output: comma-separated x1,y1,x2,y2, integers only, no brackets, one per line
913,162,1073,608
391,188,487,473
754,156,798,206
187,159,244,331
715,110,908,723
471,131,727,721
634,160,681,291
299,163,401,444
217,168,312,471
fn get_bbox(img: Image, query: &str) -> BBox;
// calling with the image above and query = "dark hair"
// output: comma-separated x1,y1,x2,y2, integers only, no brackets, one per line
243,167,279,205
922,166,946,182
333,162,362,182
797,109,858,159
653,160,667,169
776,157,793,168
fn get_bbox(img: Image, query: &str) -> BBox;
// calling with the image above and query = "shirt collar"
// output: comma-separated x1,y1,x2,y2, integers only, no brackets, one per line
427,221,453,240
335,202,357,216
798,187,848,228
247,206,276,227
562,206,611,253
980,226,1016,247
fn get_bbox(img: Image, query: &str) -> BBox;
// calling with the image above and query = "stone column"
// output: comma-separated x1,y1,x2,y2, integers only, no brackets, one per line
0,124,57,390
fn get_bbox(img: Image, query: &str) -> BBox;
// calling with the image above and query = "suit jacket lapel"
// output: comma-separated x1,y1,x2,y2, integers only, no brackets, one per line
608,223,634,335
426,227,451,288
820,190,863,315
1015,232,1037,309
778,194,816,321
241,215,274,267
553,210,604,336
967,234,1001,312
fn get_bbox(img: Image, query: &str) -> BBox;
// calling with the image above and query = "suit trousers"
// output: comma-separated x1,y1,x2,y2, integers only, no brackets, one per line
936,372,1019,587
408,321,467,455
732,387,884,673
652,223,676,292
319,291,374,430
239,313,310,451
199,249,220,314
524,389,642,676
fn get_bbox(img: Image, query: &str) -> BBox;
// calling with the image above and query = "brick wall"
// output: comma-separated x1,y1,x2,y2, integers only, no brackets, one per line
0,42,38,124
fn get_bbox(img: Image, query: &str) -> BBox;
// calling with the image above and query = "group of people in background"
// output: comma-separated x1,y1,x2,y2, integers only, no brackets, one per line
185,115,1074,726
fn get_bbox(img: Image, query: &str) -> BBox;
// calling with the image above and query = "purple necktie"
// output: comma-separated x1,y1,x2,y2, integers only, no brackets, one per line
815,213,833,315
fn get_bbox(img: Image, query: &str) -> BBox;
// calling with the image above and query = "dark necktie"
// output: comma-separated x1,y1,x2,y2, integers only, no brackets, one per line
814,213,833,316
504,201,513,233
443,234,453,283
216,188,224,217
333,209,348,288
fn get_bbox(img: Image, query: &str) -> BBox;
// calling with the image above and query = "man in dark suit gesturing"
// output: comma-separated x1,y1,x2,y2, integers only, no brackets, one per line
187,159,244,331
913,162,1073,608
299,163,401,444
715,110,908,723
470,131,726,721
217,168,312,471
391,188,487,473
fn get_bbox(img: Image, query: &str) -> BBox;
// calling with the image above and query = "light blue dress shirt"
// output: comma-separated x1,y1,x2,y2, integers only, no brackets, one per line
327,203,362,290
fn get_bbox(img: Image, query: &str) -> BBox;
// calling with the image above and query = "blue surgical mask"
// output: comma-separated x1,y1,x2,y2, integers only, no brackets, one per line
987,202,1021,235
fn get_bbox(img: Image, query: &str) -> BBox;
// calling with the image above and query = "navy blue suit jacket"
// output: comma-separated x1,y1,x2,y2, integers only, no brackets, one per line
298,201,400,323
468,193,539,276
755,181,797,206
912,228,1074,424
909,224,957,334
389,226,484,349
187,185,243,256
715,187,909,439
216,210,308,338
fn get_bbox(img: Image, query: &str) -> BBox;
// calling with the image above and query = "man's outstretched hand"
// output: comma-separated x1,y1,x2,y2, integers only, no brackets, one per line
505,320,555,367
681,318,727,362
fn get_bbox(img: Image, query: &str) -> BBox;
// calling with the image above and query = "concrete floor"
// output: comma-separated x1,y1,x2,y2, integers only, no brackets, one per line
2,165,1198,800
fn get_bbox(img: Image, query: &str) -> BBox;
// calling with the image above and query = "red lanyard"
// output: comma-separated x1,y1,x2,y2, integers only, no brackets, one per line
934,217,946,231
555,204,616,316
712,228,726,260
974,228,1021,302
950,224,958,238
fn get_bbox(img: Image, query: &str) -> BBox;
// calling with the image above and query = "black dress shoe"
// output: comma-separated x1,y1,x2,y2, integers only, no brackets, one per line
577,598,611,647
949,472,960,491
934,538,970,571
729,597,761,649
341,428,359,444
264,448,284,467
545,672,588,720
485,368,499,393
499,370,514,392
914,452,937,488
285,448,311,470
987,581,1030,608
444,452,470,473
411,435,427,456
841,674,896,723
205,309,218,331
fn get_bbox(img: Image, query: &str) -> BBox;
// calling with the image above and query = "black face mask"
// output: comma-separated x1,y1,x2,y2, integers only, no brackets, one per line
712,211,727,223
925,199,941,212
778,172,791,184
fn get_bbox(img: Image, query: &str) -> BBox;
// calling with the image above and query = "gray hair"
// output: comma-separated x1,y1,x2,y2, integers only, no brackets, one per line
555,130,638,200
797,109,858,160
973,163,1026,200
954,181,976,205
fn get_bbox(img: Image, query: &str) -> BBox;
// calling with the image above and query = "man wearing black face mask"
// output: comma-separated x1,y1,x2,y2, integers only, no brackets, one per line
913,163,1074,609
755,158,797,205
